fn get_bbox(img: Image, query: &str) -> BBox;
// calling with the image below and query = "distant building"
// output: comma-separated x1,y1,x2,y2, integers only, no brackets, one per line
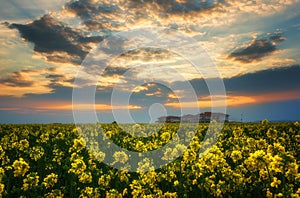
157,116,181,123
199,112,229,122
157,112,229,123
181,114,200,123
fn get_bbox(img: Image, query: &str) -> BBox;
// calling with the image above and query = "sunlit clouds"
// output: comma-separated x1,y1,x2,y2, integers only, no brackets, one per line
1,0,300,122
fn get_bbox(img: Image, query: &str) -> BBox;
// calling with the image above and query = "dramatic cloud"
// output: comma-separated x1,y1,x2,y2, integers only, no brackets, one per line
61,0,299,33
63,0,230,32
102,66,128,77
228,32,286,63
0,68,76,97
0,71,34,87
224,65,300,94
166,65,300,106
8,15,103,64
45,74,75,88
128,0,222,14
1,0,300,123
165,65,300,108
65,0,125,31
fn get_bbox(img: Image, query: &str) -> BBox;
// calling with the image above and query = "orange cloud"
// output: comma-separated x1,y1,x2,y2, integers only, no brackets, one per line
168,93,178,99
165,90,300,108
133,85,148,93
0,84,53,97
0,66,79,97
0,107,21,111
165,95,252,108
0,99,142,113
36,103,142,111
254,90,300,103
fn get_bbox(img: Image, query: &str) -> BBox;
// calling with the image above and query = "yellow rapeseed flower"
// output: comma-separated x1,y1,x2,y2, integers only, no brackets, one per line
98,174,111,188
174,180,179,186
0,168,4,182
113,151,129,164
22,172,39,191
29,146,45,161
42,173,58,189
79,172,92,183
69,138,86,153
230,150,242,163
44,189,64,198
0,183,5,196
69,159,87,175
19,139,29,151
12,158,30,177
270,177,281,188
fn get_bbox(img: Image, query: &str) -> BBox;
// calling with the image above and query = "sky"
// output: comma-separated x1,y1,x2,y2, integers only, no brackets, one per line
0,0,300,123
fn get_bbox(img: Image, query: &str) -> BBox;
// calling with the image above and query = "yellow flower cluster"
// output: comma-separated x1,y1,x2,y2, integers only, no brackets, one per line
0,122,299,197
137,158,155,172
113,151,129,164
37,132,49,143
29,146,45,161
79,172,92,184
19,139,29,151
12,158,30,177
52,148,64,165
69,138,86,153
98,174,111,189
230,150,242,163
42,173,58,189
80,186,93,197
22,172,39,191
69,158,87,175
44,189,64,198
0,167,5,197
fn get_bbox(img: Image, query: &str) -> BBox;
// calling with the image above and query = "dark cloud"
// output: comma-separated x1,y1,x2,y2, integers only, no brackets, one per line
46,74,65,79
64,78,76,84
43,52,82,65
0,69,74,91
65,0,224,31
186,65,300,96
5,0,224,68
269,34,286,43
228,32,286,63
45,74,68,87
44,74,77,89
66,0,97,20
0,71,34,87
102,67,128,77
119,48,171,61
224,65,300,94
66,0,123,31
8,15,103,64
66,0,119,19
128,0,222,15
185,78,210,97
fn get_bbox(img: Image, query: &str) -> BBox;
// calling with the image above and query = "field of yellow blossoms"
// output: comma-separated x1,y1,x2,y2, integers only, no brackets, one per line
0,121,299,197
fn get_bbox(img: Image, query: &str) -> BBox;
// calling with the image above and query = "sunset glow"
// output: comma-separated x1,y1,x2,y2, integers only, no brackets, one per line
0,0,300,123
